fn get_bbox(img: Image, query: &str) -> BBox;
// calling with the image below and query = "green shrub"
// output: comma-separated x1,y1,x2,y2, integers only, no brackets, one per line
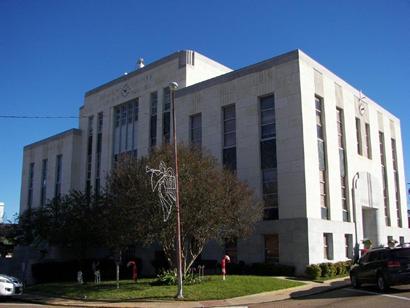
319,262,331,277
342,262,347,275
328,262,337,277
305,264,321,280
153,269,177,285
334,262,341,275
152,269,203,286
344,260,353,273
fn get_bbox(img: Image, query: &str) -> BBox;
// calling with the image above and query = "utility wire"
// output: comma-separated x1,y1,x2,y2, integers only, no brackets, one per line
0,115,83,119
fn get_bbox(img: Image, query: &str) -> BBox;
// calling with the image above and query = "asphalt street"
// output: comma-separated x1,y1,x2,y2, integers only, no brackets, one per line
251,284,410,308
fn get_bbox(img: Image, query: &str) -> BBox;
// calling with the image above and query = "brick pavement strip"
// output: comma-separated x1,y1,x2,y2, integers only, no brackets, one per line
19,277,351,308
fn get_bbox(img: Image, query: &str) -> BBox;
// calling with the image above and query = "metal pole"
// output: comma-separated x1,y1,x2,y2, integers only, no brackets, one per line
170,82,183,299
352,172,360,261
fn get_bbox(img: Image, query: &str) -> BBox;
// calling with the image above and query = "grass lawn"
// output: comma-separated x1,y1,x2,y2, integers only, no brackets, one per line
26,275,304,301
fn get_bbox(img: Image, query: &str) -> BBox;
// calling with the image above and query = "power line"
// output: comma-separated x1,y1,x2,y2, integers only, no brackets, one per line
0,115,82,119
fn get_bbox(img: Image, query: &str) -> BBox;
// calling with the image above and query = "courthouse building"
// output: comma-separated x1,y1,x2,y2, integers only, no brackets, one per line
20,49,410,274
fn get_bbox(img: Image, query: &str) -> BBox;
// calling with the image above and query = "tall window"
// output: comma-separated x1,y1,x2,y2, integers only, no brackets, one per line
345,234,353,259
355,118,362,155
150,92,158,148
391,138,402,227
364,123,372,159
40,159,48,207
27,162,34,210
337,108,349,222
113,100,139,162
190,113,202,146
379,132,390,226
316,96,328,219
54,155,62,198
95,112,103,194
260,95,277,220
223,105,236,171
162,87,171,144
86,116,93,197
323,233,333,260
264,234,279,263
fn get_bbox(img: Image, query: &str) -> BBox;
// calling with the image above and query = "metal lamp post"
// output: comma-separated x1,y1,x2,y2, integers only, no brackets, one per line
352,172,360,261
169,81,183,299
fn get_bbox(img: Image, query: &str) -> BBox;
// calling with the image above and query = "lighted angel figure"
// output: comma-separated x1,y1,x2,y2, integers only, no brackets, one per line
146,161,176,222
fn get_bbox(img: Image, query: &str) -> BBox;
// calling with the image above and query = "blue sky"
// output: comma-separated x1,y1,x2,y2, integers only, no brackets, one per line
0,0,409,220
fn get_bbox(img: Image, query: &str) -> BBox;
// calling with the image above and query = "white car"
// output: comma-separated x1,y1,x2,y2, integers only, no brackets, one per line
0,275,23,296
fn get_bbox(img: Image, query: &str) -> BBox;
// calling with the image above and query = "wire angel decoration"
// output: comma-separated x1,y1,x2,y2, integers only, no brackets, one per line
146,161,176,222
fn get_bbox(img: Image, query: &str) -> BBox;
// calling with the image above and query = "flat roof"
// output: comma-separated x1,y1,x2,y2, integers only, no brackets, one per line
85,50,187,97
24,128,81,150
176,49,300,98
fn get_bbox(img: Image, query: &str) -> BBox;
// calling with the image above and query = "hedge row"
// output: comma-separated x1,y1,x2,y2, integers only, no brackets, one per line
305,260,352,280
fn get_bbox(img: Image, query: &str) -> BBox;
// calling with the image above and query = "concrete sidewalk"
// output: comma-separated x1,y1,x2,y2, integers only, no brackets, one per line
19,277,351,308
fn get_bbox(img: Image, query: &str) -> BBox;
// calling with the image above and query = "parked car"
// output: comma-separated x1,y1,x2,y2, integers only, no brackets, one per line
350,245,410,291
0,275,23,296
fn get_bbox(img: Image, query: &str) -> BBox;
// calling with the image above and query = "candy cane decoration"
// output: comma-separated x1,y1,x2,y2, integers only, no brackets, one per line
221,255,231,280
127,261,137,282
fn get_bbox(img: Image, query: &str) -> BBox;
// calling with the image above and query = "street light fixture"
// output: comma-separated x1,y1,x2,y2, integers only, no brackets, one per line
169,81,183,299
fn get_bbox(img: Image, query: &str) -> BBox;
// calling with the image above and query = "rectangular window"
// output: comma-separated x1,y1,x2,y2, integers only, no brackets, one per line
400,236,405,245
95,112,103,195
150,92,158,147
337,108,349,222
121,104,126,125
115,108,121,128
27,162,35,210
127,103,133,124
316,96,328,219
190,113,202,146
364,123,372,159
261,97,275,140
345,234,353,259
264,234,279,263
260,95,277,220
134,100,139,121
379,132,390,226
54,155,62,198
40,159,48,207
323,233,333,260
356,118,362,155
113,99,139,163
162,87,171,144
223,105,236,171
391,138,402,227
86,116,93,196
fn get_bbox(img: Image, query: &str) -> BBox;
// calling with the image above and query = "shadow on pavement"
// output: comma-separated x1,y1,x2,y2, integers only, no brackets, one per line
290,281,410,300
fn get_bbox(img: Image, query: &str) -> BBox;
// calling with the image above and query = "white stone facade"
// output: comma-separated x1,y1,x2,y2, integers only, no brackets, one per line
20,50,410,274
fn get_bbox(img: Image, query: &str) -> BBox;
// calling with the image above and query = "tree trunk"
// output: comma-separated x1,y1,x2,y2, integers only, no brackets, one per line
115,249,122,289
116,263,120,289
